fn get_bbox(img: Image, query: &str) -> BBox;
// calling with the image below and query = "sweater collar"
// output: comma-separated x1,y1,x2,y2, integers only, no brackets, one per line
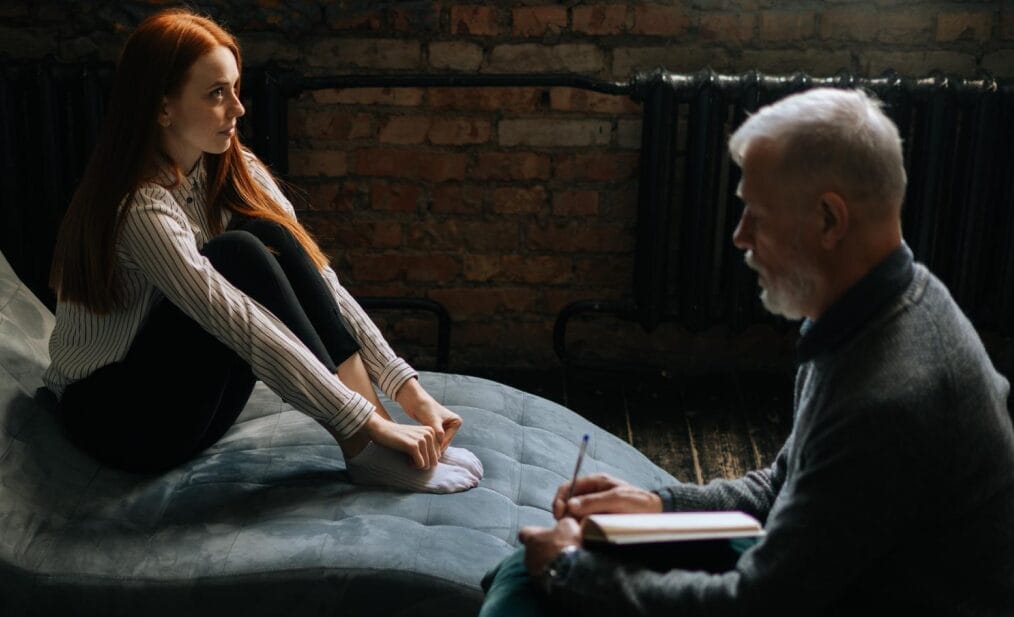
797,243,914,363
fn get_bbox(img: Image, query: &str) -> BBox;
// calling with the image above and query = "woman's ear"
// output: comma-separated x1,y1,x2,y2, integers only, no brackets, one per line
819,192,849,249
158,97,172,128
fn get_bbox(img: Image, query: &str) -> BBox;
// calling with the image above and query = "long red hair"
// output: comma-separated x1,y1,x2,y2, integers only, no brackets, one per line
50,8,328,313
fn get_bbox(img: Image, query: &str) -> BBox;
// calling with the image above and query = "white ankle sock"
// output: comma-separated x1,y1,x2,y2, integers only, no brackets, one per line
440,446,484,480
347,442,479,494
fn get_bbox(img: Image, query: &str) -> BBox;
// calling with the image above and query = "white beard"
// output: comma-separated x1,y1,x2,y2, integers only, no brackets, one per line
745,251,815,321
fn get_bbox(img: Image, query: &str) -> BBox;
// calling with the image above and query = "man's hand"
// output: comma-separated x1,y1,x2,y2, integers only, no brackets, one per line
519,517,582,576
553,472,663,519
396,378,462,453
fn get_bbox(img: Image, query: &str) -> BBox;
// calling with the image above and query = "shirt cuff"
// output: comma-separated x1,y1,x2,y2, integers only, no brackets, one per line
377,358,418,401
324,390,375,440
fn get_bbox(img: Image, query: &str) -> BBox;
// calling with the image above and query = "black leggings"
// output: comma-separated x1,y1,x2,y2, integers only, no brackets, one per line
59,217,360,473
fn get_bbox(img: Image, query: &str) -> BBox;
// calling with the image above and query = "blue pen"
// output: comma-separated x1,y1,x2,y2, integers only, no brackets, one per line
565,434,590,506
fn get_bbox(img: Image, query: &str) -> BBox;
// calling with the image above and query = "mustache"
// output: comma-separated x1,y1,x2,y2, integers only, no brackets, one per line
743,251,759,272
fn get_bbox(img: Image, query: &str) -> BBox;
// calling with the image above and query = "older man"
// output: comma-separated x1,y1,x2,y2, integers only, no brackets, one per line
480,88,1014,616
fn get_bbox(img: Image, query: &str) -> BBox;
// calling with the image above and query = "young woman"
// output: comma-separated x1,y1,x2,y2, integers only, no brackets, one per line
44,9,482,493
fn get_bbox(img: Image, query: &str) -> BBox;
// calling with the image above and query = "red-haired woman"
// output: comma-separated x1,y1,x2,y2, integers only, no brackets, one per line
44,9,482,493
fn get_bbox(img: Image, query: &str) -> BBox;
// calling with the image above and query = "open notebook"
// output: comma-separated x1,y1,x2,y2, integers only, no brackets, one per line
582,511,764,545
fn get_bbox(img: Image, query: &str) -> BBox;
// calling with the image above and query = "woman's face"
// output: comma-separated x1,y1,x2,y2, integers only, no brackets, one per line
160,45,244,171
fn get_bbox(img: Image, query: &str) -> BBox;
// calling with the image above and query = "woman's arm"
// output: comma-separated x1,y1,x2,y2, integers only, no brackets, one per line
118,186,376,440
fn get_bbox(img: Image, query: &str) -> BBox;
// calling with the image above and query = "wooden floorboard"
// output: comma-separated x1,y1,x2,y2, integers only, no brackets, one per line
680,372,757,482
473,367,795,485
735,371,794,469
622,372,698,483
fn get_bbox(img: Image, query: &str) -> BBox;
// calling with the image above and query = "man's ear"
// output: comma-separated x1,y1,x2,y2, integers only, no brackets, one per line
819,191,849,249
158,97,172,129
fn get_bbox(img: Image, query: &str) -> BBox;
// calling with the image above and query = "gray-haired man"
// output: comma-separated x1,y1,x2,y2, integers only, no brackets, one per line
481,88,1014,616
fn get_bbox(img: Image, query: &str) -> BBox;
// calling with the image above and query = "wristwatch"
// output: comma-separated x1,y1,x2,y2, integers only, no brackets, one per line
540,545,580,595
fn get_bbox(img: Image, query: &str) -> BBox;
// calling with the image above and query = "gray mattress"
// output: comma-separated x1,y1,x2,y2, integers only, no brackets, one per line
0,251,676,616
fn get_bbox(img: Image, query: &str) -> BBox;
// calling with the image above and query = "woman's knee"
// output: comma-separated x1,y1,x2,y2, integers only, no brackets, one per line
233,217,299,253
201,230,278,284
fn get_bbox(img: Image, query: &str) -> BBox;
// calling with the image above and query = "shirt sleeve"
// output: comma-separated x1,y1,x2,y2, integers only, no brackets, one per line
245,154,419,400
548,402,927,617
117,185,374,439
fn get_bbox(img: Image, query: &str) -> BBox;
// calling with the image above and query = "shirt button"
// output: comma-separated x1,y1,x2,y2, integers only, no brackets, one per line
186,197,194,203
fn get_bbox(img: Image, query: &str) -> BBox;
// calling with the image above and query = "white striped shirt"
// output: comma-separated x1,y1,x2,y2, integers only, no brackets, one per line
43,152,417,439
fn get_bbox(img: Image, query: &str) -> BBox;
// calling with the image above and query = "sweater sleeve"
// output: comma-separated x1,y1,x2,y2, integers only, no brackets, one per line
654,431,792,522
548,402,926,617
246,156,419,400
117,186,374,439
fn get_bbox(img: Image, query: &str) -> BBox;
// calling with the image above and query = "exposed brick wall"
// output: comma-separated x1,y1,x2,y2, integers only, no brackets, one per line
3,1,1012,371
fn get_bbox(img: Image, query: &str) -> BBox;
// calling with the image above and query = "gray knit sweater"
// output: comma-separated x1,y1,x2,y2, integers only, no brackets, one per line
548,248,1014,616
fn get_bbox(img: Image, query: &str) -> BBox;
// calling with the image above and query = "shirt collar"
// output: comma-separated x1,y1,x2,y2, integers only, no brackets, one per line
796,243,914,363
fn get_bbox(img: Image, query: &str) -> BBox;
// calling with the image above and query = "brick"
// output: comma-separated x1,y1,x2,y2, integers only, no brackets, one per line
406,255,461,282
408,221,518,251
451,5,499,36
631,6,690,36
982,50,1014,78
493,186,548,214
759,12,816,42
487,44,605,74
525,222,634,253
429,287,539,317
937,11,994,43
513,6,568,37
308,38,421,70
328,221,402,249
390,2,441,33
573,5,627,35
617,118,642,149
613,46,730,78
464,255,573,284
289,150,348,177
700,13,755,44
301,180,364,211
877,10,934,44
549,87,641,114
354,149,468,182
428,117,493,145
431,184,485,213
311,87,424,106
379,116,429,144
499,118,611,147
239,34,303,65
428,41,484,71
739,49,852,76
371,181,422,212
864,50,976,78
351,254,404,282
324,5,382,31
474,152,553,181
575,256,631,287
289,109,373,141
554,153,639,182
427,87,542,112
552,190,599,216
819,8,877,42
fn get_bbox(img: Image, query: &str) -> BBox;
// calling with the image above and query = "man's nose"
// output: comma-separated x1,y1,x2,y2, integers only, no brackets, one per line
732,210,752,250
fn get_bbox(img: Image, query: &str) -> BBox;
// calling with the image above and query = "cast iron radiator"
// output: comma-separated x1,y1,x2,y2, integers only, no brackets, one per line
551,70,1014,363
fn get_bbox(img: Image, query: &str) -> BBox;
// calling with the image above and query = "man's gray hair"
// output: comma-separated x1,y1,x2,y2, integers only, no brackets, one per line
728,88,907,210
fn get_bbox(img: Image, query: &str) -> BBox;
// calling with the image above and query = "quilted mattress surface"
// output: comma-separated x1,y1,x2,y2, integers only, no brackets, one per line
0,252,676,616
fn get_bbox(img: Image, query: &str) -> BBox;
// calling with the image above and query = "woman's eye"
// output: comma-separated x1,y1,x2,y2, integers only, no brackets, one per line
211,88,224,99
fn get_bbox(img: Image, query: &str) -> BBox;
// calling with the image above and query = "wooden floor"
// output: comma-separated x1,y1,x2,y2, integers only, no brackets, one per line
468,368,795,484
